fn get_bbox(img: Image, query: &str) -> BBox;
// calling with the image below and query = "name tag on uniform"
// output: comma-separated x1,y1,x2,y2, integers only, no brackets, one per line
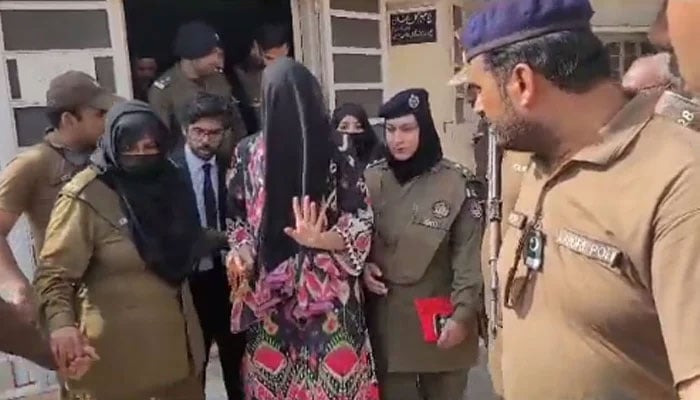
555,228,621,267
507,211,527,230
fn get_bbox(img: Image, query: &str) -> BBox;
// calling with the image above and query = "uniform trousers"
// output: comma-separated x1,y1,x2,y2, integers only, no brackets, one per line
0,298,55,369
380,370,469,400
189,266,245,400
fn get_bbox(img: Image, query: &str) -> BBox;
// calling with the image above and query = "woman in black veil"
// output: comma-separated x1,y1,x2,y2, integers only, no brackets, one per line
226,58,378,399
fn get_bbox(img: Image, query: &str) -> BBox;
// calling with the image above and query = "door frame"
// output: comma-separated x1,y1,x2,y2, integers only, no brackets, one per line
0,1,132,397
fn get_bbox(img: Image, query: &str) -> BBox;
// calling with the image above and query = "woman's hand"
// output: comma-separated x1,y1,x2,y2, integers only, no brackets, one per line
363,263,388,295
437,319,469,350
284,196,329,248
50,327,99,380
227,245,254,296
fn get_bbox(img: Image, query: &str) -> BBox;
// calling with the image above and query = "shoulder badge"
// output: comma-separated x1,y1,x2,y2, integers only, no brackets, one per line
366,158,387,170
60,168,98,198
654,90,700,132
152,75,172,90
444,160,483,200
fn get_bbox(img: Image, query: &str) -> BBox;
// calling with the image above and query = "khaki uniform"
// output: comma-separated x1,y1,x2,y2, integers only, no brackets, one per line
479,150,531,399
497,92,700,399
148,63,247,164
365,159,483,400
34,168,205,400
0,133,85,369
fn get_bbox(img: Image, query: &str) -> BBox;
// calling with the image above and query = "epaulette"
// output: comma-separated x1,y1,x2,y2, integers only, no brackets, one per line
366,158,387,169
60,168,98,198
152,75,172,90
444,160,482,199
654,90,700,132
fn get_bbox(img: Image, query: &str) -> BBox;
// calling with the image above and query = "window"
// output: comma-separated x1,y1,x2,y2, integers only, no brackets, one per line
325,0,385,119
600,33,655,79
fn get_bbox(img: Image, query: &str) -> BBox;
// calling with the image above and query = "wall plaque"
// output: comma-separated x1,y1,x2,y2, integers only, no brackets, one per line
390,9,437,46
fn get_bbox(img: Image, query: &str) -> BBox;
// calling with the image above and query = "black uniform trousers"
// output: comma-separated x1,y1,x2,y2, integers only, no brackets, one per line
189,262,245,400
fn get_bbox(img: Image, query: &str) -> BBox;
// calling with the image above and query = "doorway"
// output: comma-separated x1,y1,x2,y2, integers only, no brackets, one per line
122,0,293,128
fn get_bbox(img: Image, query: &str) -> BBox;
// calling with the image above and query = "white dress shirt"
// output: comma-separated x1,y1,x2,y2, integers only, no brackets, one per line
185,145,219,271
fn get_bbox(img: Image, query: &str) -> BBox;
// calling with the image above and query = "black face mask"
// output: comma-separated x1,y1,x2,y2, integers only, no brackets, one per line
337,130,376,162
118,154,167,178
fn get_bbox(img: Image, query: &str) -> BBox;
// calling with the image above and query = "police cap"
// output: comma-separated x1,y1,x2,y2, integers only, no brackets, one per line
379,88,430,120
462,0,594,62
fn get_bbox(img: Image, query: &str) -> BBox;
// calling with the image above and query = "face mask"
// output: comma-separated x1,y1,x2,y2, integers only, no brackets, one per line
345,131,376,161
119,154,167,178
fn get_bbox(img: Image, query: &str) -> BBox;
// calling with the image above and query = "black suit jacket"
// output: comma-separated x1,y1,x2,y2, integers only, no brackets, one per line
171,146,229,264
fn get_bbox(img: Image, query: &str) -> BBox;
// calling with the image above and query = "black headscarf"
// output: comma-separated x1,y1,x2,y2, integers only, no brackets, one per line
91,100,200,285
259,58,333,271
379,88,443,184
331,103,380,166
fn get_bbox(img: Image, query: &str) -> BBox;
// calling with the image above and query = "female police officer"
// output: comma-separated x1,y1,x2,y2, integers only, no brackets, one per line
363,88,483,400
34,100,205,399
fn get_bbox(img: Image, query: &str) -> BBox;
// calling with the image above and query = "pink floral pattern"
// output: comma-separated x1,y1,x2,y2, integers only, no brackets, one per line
226,134,378,400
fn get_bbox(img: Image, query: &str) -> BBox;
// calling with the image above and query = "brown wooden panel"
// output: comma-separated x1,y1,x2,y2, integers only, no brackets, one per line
94,56,115,93
6,59,21,99
1,10,111,51
330,0,379,13
333,54,381,83
14,107,49,147
335,89,383,118
331,17,380,48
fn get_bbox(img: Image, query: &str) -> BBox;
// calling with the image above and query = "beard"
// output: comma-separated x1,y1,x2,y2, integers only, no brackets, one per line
491,100,551,153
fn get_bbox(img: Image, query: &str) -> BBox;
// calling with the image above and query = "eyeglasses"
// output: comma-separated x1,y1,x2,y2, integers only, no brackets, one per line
190,127,224,138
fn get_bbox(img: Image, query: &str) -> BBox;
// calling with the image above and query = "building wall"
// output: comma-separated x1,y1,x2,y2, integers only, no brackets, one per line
590,0,660,28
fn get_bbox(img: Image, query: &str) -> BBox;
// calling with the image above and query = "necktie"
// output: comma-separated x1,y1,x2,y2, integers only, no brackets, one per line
202,163,217,229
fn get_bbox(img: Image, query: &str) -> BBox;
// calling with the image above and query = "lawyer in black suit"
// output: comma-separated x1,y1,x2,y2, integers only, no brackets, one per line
171,93,244,399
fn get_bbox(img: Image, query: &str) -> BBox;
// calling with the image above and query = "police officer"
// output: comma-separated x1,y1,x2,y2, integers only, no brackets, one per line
0,71,120,369
464,0,700,398
451,58,532,399
666,0,700,96
149,21,247,163
34,100,206,399
363,89,483,400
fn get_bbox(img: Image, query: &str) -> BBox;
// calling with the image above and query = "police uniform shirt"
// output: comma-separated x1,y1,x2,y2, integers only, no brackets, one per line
497,91,700,400
0,132,84,253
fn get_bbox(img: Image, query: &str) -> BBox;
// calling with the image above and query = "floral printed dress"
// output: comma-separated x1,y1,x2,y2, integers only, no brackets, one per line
226,134,379,400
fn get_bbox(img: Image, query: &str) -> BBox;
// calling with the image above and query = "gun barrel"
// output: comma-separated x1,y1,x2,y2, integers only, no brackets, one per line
486,125,502,338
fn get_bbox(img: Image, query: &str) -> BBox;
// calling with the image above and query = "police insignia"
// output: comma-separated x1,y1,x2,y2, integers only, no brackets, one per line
408,94,420,109
431,201,450,219
468,200,483,219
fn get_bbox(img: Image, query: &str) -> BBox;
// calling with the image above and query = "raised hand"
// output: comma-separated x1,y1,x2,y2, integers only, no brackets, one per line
283,196,329,248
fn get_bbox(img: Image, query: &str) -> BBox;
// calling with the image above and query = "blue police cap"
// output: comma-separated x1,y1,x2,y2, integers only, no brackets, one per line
462,0,594,61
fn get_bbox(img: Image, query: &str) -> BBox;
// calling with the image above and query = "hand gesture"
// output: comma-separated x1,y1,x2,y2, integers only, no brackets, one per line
227,245,254,296
64,345,99,380
284,196,328,248
363,263,388,295
50,326,99,380
437,319,469,350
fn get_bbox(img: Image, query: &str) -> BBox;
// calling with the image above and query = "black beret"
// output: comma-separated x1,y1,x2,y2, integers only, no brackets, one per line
379,88,430,120
462,0,594,61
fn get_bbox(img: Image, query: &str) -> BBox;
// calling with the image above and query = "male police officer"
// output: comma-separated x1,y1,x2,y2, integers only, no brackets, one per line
149,21,246,163
465,0,700,398
450,45,532,400
0,71,120,369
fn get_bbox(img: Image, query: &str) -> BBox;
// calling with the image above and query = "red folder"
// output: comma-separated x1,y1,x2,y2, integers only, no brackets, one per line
414,297,454,343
